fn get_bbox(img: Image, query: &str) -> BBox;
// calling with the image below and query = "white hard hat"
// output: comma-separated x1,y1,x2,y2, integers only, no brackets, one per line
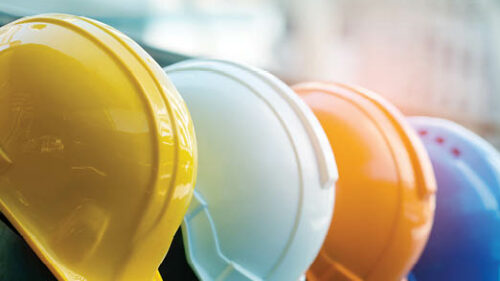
163,59,337,281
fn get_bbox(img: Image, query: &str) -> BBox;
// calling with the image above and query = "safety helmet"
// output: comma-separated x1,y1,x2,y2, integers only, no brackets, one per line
0,14,197,281
162,59,337,281
408,117,500,281
293,82,436,281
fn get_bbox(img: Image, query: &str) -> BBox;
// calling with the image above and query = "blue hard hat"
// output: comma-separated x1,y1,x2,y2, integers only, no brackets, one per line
408,116,500,281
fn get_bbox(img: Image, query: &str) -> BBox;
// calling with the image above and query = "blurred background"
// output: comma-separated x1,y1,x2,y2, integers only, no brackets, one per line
1,0,499,148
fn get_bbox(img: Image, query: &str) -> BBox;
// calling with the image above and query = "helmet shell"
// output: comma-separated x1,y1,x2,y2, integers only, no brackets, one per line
409,117,500,281
0,14,197,281
294,82,436,281
165,60,337,281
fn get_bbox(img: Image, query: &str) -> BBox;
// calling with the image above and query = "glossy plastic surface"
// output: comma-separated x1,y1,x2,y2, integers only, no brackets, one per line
409,117,500,281
294,82,436,281
0,14,197,281
165,60,337,281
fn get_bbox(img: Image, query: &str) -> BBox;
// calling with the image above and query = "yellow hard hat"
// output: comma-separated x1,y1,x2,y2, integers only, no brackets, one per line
294,82,436,281
0,14,197,281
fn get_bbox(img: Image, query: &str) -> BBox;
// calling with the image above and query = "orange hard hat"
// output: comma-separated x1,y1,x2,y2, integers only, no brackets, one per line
293,82,436,281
